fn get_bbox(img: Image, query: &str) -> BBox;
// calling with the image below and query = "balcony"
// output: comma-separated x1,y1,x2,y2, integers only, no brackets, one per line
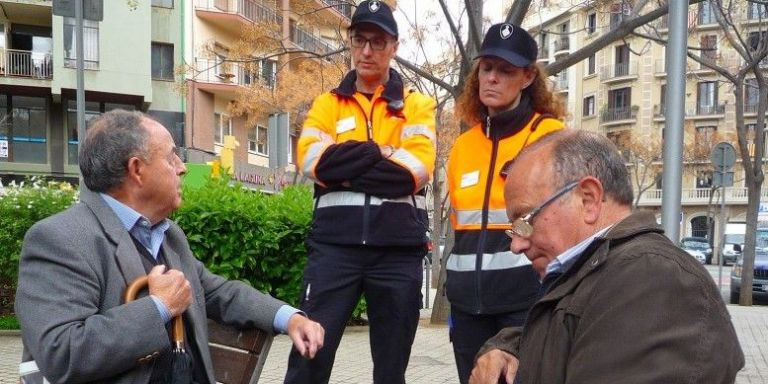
745,103,759,114
319,0,352,21
195,0,282,35
601,105,637,124
192,58,275,94
653,104,666,120
289,24,336,56
0,49,52,79
691,103,726,117
600,63,637,83
636,187,768,207
553,37,570,56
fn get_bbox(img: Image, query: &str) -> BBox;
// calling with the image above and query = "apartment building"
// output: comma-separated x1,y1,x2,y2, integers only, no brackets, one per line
0,0,184,184
522,0,768,241
186,0,353,191
0,0,353,192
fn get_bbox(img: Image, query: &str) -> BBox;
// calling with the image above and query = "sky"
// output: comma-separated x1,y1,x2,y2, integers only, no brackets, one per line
393,0,506,64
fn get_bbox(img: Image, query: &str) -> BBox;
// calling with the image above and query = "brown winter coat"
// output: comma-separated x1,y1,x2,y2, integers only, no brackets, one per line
479,211,744,384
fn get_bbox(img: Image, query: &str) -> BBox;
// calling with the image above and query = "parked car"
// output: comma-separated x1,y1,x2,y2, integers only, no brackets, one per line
730,249,768,304
722,243,742,265
679,236,711,264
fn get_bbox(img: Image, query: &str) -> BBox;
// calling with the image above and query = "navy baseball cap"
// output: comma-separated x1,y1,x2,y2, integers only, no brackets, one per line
477,23,538,67
350,0,398,37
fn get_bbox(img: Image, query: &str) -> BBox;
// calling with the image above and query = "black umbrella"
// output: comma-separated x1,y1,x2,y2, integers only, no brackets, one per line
124,276,192,384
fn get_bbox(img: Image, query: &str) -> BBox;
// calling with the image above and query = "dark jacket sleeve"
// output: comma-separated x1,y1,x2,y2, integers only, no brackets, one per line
476,326,523,361
348,160,416,198
314,140,382,185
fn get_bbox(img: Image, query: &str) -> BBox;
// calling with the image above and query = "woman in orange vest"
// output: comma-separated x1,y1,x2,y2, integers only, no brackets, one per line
445,22,565,384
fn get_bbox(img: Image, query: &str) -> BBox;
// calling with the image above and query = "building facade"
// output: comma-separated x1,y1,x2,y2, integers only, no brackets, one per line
522,0,768,245
1,0,184,184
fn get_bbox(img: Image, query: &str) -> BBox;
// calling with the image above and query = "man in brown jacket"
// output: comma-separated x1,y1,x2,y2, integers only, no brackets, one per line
470,129,744,384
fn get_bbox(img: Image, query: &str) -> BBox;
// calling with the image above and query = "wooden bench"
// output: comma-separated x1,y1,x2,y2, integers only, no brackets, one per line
207,320,274,384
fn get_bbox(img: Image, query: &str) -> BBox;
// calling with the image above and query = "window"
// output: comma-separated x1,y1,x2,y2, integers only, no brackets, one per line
615,44,630,76
697,81,718,114
583,95,595,117
700,35,717,66
657,84,667,116
696,171,713,188
749,2,767,20
695,126,717,151
214,113,231,145
248,125,268,155
606,87,632,121
745,78,759,113
152,0,173,7
610,2,630,30
151,43,174,80
586,13,597,34
699,0,715,24
260,59,277,88
586,53,595,75
0,96,48,164
63,18,99,69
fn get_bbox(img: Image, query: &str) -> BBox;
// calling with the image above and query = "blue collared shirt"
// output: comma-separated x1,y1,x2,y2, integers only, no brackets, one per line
100,194,299,333
544,226,612,277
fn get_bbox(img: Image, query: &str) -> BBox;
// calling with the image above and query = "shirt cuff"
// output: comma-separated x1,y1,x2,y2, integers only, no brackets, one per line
151,295,172,323
273,305,302,334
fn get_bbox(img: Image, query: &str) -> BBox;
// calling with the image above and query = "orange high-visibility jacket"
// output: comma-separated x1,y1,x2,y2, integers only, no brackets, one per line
297,69,437,246
446,108,563,314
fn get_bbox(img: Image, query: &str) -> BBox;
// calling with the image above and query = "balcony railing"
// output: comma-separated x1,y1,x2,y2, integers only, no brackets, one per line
0,49,52,79
654,104,666,117
290,24,335,55
537,47,549,60
748,4,767,20
321,0,352,19
636,187,768,206
600,63,636,80
193,58,275,88
554,75,568,91
195,0,282,24
745,104,759,114
601,106,636,123
695,103,726,115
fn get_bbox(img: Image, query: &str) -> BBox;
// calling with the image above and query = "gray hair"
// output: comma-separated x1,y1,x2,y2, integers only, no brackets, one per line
79,109,151,192
519,129,634,206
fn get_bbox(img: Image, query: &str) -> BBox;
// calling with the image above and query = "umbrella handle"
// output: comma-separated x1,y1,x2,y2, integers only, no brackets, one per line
123,275,185,350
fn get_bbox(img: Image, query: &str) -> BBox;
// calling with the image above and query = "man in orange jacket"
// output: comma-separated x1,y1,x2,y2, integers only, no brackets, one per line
287,1,436,383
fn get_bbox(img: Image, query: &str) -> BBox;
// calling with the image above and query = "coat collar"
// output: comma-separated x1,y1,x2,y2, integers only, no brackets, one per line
80,186,147,286
481,93,535,140
539,211,664,303
333,68,406,112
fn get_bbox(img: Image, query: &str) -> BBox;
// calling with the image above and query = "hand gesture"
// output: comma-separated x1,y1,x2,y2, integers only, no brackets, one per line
286,313,325,359
469,349,519,384
147,265,192,317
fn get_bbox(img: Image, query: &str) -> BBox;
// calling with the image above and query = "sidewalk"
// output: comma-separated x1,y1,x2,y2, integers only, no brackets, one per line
2,304,768,383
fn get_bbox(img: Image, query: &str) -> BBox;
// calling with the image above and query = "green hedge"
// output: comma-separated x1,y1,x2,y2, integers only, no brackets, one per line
0,176,366,320
0,179,78,284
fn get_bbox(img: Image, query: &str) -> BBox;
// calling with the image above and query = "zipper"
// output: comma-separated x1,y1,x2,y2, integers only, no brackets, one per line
350,94,377,244
474,115,499,314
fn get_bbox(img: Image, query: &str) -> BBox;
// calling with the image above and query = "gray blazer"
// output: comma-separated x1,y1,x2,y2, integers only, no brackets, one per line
15,188,286,384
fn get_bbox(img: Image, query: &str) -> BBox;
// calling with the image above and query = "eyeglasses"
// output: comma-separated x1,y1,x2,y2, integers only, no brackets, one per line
505,181,579,239
350,35,392,51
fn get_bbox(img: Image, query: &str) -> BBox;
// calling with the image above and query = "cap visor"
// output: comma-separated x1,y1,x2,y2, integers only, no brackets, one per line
476,48,532,67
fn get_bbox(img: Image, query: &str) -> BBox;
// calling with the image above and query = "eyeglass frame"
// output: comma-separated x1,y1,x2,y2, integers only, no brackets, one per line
349,34,394,51
505,180,580,239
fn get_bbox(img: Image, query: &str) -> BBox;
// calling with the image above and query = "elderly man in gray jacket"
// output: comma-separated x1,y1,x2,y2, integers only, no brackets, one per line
15,109,324,383
470,129,744,384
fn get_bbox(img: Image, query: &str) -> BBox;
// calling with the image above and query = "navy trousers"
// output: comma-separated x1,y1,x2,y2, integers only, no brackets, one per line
450,306,528,384
284,239,425,384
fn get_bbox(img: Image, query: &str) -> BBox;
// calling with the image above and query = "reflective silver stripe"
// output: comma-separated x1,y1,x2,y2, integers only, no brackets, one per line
390,148,429,187
316,191,427,209
402,124,436,143
302,142,329,177
455,209,508,226
300,127,334,178
300,127,333,142
446,251,532,272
